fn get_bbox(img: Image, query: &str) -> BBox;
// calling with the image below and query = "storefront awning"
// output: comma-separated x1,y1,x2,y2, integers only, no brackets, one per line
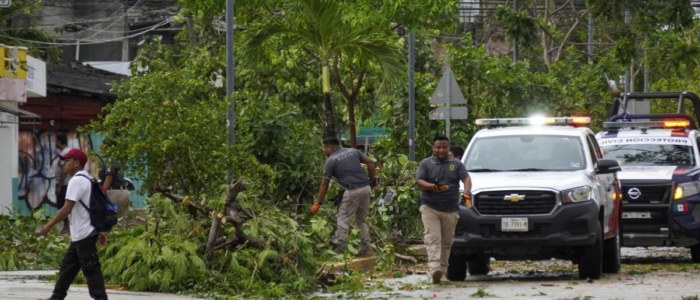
0,102,41,124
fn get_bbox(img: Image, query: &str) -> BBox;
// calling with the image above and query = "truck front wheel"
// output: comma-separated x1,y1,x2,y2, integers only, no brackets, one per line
579,222,603,279
447,253,468,281
602,222,621,273
691,243,700,263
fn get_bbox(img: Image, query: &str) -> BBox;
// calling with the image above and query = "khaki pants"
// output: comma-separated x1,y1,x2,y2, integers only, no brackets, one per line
333,186,371,252
420,204,459,273
106,189,131,218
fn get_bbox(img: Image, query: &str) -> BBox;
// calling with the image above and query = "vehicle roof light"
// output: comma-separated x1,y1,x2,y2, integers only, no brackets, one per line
475,116,590,126
603,119,691,130
663,120,690,128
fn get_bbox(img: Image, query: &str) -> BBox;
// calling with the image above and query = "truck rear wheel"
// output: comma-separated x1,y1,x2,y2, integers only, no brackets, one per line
447,253,468,281
468,255,490,275
579,223,603,279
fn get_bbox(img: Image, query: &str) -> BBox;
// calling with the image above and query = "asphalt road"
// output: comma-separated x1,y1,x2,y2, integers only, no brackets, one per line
319,247,700,299
4,247,699,299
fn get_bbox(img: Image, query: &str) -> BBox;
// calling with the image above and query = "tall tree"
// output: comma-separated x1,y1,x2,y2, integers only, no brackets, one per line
241,0,403,145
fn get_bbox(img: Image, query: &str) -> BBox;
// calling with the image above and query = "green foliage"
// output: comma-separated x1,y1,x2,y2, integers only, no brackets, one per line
98,191,336,297
494,6,538,46
471,287,495,298
0,212,67,271
90,42,231,198
101,196,207,292
69,0,700,297
236,95,323,204
367,154,422,243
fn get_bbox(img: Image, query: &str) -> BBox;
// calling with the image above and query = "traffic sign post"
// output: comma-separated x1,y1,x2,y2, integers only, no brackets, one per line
430,67,467,140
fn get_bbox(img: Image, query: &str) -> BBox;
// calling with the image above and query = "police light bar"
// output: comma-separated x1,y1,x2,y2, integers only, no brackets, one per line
475,116,591,126
603,119,691,129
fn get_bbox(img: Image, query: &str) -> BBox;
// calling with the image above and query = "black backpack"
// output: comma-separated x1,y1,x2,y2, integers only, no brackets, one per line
75,174,118,232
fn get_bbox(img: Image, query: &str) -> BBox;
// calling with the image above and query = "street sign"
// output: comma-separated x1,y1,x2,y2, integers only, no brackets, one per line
0,0,10,8
430,67,466,104
429,106,468,120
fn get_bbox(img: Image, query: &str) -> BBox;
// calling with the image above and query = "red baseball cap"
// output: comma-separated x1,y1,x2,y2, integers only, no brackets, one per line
61,148,87,165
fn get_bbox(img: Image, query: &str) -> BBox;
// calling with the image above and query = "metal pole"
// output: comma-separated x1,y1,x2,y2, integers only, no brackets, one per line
624,8,631,94
226,0,236,180
512,0,519,62
408,31,416,161
587,13,593,63
446,68,451,140
122,0,129,61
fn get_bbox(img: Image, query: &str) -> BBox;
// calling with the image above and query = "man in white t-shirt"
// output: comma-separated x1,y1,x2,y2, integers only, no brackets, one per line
39,149,108,300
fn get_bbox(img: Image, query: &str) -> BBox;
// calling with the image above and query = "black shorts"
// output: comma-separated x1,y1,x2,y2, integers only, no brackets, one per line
56,185,67,208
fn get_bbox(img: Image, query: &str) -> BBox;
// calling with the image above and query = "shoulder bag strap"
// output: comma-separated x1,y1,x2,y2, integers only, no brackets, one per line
74,174,92,210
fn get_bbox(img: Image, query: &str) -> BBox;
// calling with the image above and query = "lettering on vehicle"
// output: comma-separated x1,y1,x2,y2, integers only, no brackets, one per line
598,137,691,146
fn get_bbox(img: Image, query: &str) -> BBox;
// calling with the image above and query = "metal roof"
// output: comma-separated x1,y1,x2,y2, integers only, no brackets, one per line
0,102,41,124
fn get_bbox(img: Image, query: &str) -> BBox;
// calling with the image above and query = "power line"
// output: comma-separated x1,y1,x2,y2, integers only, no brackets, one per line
0,16,175,47
78,0,148,41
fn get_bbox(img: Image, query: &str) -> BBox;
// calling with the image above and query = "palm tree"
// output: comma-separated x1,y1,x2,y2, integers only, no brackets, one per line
242,0,402,145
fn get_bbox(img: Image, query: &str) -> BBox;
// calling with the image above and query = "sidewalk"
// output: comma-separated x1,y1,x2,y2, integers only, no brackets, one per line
0,271,201,300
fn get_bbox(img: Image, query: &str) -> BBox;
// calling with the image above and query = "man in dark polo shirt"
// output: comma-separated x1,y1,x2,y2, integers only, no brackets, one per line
312,136,378,256
416,135,471,284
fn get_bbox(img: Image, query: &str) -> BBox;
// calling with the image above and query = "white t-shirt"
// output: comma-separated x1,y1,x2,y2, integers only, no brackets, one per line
65,170,96,241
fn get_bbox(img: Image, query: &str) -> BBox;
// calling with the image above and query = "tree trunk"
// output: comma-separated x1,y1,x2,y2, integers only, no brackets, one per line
222,180,263,249
205,216,221,258
348,95,356,147
323,92,336,138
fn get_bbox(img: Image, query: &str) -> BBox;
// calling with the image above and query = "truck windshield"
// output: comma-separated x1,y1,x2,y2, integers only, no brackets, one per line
601,144,694,166
465,135,585,172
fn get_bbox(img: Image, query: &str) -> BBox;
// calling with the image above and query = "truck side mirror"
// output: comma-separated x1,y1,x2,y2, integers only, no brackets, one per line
596,159,621,174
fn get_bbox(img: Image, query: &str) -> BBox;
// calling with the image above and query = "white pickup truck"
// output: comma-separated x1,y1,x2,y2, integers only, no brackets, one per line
449,116,622,280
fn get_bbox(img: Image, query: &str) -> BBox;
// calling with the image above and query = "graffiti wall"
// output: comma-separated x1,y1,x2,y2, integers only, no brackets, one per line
17,130,93,214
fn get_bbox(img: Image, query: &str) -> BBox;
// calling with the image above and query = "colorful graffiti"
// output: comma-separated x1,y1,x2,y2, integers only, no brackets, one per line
17,130,94,212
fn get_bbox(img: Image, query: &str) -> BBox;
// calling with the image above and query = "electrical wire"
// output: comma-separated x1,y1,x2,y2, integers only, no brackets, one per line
78,0,148,41
0,16,175,47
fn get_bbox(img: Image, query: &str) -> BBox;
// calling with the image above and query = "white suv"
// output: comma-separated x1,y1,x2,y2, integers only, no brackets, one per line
596,91,700,262
449,117,622,280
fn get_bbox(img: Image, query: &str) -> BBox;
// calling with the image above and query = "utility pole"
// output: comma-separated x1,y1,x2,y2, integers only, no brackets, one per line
226,0,235,180
122,0,129,61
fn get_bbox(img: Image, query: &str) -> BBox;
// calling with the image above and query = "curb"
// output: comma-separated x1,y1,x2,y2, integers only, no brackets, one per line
0,270,57,279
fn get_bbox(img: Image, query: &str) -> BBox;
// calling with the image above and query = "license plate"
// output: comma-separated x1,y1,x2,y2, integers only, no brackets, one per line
622,212,651,219
501,218,528,232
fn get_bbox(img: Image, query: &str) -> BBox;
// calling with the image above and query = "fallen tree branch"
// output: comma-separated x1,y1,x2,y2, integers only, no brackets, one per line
159,191,209,216
157,180,264,256
396,253,418,264
204,179,263,256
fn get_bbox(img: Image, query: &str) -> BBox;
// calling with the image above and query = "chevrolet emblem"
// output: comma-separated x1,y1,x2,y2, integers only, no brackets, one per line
504,194,526,202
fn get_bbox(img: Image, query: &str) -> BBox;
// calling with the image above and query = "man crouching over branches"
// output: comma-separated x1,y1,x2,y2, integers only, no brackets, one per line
312,136,378,256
